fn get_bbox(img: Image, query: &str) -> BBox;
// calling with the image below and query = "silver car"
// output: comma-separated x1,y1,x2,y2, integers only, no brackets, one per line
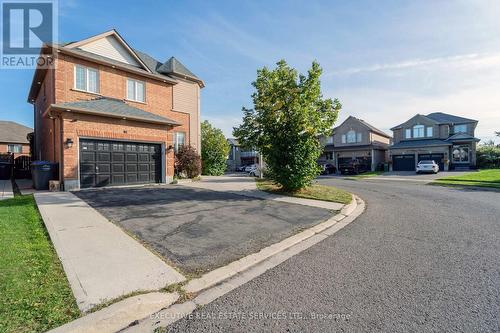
416,160,439,174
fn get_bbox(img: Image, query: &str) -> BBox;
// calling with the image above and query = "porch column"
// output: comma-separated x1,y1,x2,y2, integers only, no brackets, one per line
371,149,375,171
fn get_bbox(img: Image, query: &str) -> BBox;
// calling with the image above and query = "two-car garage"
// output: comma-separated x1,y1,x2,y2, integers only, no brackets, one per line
392,153,445,171
79,139,162,188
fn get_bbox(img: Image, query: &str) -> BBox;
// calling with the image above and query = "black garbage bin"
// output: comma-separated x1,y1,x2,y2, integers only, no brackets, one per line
0,162,12,180
31,161,59,190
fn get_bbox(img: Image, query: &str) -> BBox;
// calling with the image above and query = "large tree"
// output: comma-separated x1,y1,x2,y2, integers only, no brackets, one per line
201,120,230,175
234,60,341,191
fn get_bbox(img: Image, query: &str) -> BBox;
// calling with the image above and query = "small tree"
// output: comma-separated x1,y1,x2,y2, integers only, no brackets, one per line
234,60,341,191
201,120,230,175
175,145,201,178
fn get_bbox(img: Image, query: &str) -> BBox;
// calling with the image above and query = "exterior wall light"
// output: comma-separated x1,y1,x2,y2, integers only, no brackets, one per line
65,138,74,149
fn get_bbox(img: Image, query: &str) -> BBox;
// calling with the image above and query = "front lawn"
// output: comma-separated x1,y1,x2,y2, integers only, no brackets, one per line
432,169,500,189
256,179,352,204
0,195,79,333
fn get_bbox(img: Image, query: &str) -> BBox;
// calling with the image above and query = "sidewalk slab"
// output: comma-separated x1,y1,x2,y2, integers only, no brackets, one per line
0,179,14,200
34,192,185,312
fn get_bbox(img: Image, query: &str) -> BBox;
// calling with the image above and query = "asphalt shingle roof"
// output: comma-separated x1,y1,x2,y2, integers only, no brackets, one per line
425,112,477,124
390,139,452,149
51,97,180,125
0,121,32,143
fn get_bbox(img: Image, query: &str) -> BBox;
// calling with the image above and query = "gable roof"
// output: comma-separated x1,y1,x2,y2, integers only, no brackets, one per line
425,112,477,124
50,97,180,126
65,29,152,73
390,114,439,130
335,116,391,138
391,112,478,130
0,121,32,144
227,138,239,146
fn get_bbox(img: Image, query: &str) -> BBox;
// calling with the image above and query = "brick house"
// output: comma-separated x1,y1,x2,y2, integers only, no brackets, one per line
28,30,203,190
0,121,32,158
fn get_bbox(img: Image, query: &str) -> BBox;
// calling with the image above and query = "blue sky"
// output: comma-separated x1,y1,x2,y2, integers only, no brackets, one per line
1,0,499,142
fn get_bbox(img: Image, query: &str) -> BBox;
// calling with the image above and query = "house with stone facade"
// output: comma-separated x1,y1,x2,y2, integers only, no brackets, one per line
28,29,203,190
389,112,479,171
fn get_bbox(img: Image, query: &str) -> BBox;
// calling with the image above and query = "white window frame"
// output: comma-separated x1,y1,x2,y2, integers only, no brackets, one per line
413,125,425,138
426,126,433,137
74,65,99,93
356,132,362,143
126,78,146,103
453,124,467,134
341,134,346,144
174,132,186,152
405,128,412,139
347,130,356,144
326,136,334,144
7,144,22,153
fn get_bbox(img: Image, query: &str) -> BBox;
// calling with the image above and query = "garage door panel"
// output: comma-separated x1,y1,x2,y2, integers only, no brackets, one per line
112,153,125,162
80,139,161,188
418,154,444,170
81,152,95,162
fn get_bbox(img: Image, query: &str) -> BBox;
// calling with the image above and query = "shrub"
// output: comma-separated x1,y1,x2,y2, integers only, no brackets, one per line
476,145,500,169
201,121,230,175
175,145,201,178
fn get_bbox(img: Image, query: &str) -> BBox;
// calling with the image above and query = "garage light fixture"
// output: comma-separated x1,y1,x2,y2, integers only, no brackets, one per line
64,138,74,149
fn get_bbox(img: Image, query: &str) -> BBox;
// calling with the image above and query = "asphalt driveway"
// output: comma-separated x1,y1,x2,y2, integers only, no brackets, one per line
75,185,332,275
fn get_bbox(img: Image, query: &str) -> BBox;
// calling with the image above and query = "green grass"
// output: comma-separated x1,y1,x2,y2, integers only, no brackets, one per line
432,169,500,189
0,194,80,333
255,179,352,204
345,171,384,179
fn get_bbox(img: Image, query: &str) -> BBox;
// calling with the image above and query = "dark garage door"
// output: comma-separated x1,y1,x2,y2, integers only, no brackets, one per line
80,139,162,188
392,154,415,171
418,153,444,170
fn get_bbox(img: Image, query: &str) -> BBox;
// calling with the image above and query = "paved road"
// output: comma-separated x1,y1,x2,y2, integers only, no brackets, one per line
166,178,500,332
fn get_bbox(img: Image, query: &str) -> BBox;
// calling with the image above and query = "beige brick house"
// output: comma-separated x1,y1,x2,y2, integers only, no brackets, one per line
320,116,391,172
28,30,203,190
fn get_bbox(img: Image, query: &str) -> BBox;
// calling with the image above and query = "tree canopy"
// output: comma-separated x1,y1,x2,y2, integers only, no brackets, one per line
201,120,230,175
234,60,341,191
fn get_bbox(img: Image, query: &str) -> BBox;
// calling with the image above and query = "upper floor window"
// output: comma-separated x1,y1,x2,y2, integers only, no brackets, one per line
127,78,145,103
426,126,433,137
341,134,346,144
454,124,467,134
75,65,99,93
174,132,186,153
8,144,22,153
347,130,356,143
405,128,412,139
356,132,362,142
326,136,334,144
413,125,424,138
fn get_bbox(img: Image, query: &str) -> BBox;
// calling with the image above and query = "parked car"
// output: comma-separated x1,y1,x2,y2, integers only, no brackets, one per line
416,160,439,174
339,159,367,175
319,163,336,175
244,164,257,172
235,165,246,172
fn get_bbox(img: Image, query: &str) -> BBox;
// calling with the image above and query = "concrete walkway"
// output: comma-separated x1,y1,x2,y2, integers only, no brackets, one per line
0,179,14,200
34,192,185,312
181,176,345,211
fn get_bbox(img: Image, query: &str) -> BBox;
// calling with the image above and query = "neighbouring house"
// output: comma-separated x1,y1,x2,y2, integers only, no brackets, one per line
28,29,203,190
0,120,32,158
226,138,259,171
320,116,391,172
389,112,480,171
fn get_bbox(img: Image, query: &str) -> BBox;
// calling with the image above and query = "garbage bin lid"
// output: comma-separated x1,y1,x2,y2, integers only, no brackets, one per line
31,160,55,165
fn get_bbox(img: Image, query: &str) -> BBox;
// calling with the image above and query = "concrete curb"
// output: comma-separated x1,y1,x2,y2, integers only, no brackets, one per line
183,194,357,294
48,292,179,333
127,195,366,332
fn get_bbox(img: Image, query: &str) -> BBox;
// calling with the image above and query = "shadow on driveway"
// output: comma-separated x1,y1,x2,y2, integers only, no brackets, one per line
75,185,333,275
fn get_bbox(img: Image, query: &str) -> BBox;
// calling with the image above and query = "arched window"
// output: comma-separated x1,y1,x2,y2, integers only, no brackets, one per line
347,130,356,143
413,125,424,138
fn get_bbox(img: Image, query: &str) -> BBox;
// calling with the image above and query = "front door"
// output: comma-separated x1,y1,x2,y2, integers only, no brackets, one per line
452,145,470,164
